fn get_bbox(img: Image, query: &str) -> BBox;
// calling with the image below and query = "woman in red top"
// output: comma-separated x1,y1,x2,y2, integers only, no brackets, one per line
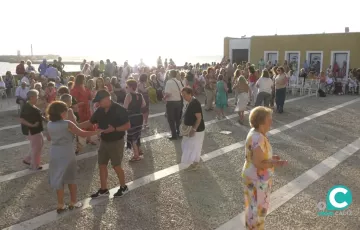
71,74,95,144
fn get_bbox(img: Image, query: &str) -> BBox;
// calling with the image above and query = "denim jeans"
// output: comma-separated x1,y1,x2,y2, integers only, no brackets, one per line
275,88,286,112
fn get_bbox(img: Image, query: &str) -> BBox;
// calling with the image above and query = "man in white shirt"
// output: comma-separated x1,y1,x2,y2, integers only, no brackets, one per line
164,69,183,140
15,81,29,107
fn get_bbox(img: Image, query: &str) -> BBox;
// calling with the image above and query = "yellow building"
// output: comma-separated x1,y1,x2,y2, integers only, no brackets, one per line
224,32,360,76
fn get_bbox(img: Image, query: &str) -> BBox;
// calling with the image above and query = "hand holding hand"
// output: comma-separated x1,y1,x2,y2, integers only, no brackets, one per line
96,129,104,134
32,122,40,127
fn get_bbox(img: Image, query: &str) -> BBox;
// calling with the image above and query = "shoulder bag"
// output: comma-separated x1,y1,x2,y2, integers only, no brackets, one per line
172,79,192,136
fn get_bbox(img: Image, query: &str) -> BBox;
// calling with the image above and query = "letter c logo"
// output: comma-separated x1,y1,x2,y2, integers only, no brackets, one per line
327,185,352,211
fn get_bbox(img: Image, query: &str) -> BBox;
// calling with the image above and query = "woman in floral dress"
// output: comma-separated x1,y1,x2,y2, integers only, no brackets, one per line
242,106,287,229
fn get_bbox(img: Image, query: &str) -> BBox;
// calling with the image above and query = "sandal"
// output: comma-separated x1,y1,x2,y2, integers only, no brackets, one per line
57,204,68,214
129,157,142,162
22,160,30,165
69,202,83,210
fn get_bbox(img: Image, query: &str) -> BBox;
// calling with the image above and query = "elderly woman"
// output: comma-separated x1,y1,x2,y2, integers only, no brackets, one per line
242,106,287,229
274,66,288,113
180,87,205,171
123,79,146,162
20,89,44,170
46,101,100,213
26,60,36,73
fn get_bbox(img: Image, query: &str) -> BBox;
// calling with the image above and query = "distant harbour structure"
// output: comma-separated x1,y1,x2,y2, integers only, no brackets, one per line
31,44,33,57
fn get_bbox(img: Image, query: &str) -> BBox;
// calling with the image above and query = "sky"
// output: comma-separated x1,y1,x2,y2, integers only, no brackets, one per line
1,0,359,63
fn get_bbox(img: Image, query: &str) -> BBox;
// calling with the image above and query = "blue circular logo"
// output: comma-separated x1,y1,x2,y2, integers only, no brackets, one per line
326,185,352,211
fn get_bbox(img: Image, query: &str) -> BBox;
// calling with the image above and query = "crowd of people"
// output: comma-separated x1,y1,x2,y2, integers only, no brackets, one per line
3,55,360,228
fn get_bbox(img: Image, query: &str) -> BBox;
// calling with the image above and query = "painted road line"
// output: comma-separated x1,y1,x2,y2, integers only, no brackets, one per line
0,125,21,131
0,95,311,182
0,96,306,152
0,98,236,131
202,97,360,162
3,97,353,230
216,137,360,230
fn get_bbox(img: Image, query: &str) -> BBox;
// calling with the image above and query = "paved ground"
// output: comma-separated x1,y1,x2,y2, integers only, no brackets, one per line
0,93,360,230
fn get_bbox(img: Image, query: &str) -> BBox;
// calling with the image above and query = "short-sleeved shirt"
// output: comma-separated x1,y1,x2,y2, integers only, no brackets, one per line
164,78,182,101
242,128,273,181
20,102,43,135
275,74,288,89
256,77,273,94
183,98,205,132
90,102,129,142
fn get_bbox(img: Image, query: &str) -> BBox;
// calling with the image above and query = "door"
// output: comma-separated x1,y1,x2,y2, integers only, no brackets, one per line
309,53,322,74
333,53,348,77
267,53,278,66
232,49,248,65
287,53,300,75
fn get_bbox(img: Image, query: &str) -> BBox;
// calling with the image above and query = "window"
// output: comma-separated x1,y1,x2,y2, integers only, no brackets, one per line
284,51,300,76
264,51,279,67
306,51,323,75
330,51,350,78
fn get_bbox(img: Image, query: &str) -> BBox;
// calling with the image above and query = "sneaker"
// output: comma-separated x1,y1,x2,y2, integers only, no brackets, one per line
114,185,129,198
90,189,110,198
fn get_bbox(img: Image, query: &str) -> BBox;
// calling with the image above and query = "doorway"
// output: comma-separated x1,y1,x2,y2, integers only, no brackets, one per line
330,51,350,78
264,51,279,66
306,51,323,75
232,49,249,65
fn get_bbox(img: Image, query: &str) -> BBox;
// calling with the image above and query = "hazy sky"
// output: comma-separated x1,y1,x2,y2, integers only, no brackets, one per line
2,0,358,59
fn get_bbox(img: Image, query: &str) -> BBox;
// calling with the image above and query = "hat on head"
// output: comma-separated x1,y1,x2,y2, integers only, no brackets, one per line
92,89,110,103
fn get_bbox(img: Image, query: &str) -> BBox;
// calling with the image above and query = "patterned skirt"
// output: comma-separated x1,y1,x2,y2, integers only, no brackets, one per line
243,176,272,230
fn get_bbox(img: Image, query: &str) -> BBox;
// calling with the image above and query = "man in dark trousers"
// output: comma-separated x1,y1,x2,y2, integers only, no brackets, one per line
79,90,130,198
164,69,183,140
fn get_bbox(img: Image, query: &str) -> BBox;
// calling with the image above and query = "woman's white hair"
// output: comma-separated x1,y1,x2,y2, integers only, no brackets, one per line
34,82,42,88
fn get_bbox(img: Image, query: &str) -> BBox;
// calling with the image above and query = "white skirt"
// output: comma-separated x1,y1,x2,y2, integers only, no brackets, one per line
181,131,205,164
235,92,248,112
